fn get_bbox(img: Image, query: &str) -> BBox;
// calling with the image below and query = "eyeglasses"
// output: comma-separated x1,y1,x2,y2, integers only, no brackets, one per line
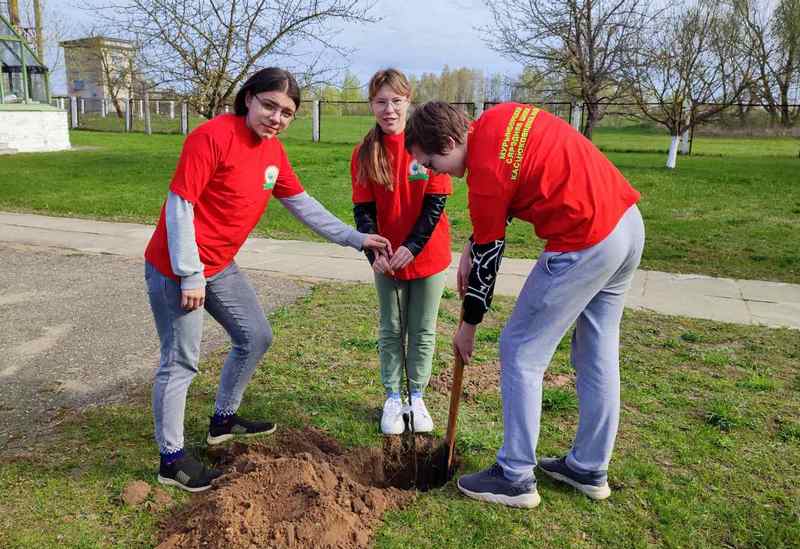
253,95,295,122
371,96,407,112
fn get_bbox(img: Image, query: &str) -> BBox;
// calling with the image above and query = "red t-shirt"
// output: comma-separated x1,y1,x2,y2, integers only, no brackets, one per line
351,132,452,280
466,103,640,250
145,114,304,279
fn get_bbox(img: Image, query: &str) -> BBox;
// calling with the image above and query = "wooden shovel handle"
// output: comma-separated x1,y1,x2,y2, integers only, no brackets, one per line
445,349,465,470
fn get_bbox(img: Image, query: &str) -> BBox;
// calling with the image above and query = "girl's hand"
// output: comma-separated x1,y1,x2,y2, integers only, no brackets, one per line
388,246,413,272
363,234,393,257
372,252,394,276
181,287,205,311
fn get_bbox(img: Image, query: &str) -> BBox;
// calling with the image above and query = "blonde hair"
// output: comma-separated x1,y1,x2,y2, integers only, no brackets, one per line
357,69,412,189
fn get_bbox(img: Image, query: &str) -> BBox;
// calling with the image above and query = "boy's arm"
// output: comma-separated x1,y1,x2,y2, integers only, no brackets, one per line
462,235,507,325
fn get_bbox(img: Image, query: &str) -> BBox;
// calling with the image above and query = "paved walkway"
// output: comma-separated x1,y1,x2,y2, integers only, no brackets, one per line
2,211,798,330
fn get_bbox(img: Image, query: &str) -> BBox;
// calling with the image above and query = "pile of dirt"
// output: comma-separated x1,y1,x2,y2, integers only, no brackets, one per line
157,428,421,549
430,362,575,401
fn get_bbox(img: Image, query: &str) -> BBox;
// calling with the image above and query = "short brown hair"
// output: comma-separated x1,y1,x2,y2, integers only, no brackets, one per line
404,101,471,155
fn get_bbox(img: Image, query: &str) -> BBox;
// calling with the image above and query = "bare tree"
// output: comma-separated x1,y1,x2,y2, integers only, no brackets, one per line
91,0,376,119
481,0,655,139
735,0,800,127
625,0,752,168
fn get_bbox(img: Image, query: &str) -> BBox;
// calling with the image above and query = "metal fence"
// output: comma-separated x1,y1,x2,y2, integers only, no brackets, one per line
51,96,800,157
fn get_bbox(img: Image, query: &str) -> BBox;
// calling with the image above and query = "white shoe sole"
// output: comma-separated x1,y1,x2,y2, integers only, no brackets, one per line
540,469,611,500
457,479,541,508
158,474,213,493
206,424,277,446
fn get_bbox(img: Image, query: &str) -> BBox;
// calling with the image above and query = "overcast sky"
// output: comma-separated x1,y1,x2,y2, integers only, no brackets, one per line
48,0,523,94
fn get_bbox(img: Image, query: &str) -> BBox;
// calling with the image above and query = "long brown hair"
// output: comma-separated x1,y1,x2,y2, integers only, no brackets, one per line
356,69,412,189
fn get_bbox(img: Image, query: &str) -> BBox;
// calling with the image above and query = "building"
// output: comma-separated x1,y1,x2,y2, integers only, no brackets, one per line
59,36,136,114
0,13,69,153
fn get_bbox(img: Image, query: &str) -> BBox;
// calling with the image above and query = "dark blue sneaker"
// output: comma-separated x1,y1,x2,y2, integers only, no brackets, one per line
538,456,611,500
207,414,276,445
457,463,541,508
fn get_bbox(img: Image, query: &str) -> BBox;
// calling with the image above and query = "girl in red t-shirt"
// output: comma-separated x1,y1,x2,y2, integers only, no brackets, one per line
144,68,390,492
351,69,453,436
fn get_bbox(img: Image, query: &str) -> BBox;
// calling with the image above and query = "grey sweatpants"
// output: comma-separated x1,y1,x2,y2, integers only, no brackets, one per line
496,205,645,482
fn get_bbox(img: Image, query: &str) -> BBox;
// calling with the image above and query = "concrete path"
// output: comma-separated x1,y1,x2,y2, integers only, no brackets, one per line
2,211,798,330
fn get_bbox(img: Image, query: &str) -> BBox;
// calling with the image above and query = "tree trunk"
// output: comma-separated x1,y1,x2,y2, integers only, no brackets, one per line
112,97,124,119
582,103,599,140
666,135,680,169
780,85,791,128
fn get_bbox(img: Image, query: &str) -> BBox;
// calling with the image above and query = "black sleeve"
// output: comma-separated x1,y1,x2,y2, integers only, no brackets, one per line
353,202,378,264
463,237,506,325
402,194,448,256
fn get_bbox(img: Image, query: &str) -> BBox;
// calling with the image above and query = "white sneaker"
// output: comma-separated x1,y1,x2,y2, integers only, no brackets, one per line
409,396,434,433
381,397,405,435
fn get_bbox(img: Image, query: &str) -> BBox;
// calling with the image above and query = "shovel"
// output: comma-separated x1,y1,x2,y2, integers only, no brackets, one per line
443,322,466,477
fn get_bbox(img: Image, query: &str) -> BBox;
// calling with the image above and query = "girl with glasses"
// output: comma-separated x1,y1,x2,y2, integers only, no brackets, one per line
144,67,391,492
351,69,452,436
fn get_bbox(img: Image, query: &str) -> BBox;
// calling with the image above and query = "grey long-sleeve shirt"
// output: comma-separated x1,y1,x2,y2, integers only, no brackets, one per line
165,191,367,290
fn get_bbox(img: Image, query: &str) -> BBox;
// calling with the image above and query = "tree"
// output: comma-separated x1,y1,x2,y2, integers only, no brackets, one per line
735,0,800,127
625,0,752,168
93,0,376,119
481,0,655,139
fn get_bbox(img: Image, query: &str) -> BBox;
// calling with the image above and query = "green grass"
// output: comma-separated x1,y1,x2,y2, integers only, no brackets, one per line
1,120,798,283
1,283,798,547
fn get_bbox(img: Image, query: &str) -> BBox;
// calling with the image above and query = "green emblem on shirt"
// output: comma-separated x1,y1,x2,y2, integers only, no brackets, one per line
264,165,279,190
408,159,429,182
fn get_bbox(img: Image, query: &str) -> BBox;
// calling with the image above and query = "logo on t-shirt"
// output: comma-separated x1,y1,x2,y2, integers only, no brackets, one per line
264,165,279,190
408,160,429,182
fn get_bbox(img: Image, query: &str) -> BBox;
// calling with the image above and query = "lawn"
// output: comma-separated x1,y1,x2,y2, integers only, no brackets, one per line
1,283,798,547
0,121,798,283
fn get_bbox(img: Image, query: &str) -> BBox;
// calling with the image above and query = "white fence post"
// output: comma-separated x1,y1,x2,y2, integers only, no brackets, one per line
144,92,152,135
70,96,78,128
155,100,160,116
679,130,690,155
169,101,175,120
125,99,132,132
474,101,484,119
181,102,189,135
571,103,583,131
138,99,144,119
79,98,85,115
312,100,320,142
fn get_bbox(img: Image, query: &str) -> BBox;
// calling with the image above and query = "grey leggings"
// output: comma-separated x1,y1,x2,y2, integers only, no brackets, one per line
374,271,446,395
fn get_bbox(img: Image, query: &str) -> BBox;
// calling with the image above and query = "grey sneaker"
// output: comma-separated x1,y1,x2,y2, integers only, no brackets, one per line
538,456,611,500
457,463,541,508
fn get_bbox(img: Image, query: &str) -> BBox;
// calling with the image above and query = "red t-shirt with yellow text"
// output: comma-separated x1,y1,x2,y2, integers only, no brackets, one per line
351,132,452,280
466,103,640,250
145,114,304,279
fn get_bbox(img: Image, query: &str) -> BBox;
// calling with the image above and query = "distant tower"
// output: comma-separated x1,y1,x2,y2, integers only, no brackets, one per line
60,36,136,112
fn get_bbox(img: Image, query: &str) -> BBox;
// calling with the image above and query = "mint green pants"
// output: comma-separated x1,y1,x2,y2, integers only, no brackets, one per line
374,271,446,395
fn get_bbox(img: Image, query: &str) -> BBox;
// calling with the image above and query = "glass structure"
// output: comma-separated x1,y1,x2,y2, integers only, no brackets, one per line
0,13,49,104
